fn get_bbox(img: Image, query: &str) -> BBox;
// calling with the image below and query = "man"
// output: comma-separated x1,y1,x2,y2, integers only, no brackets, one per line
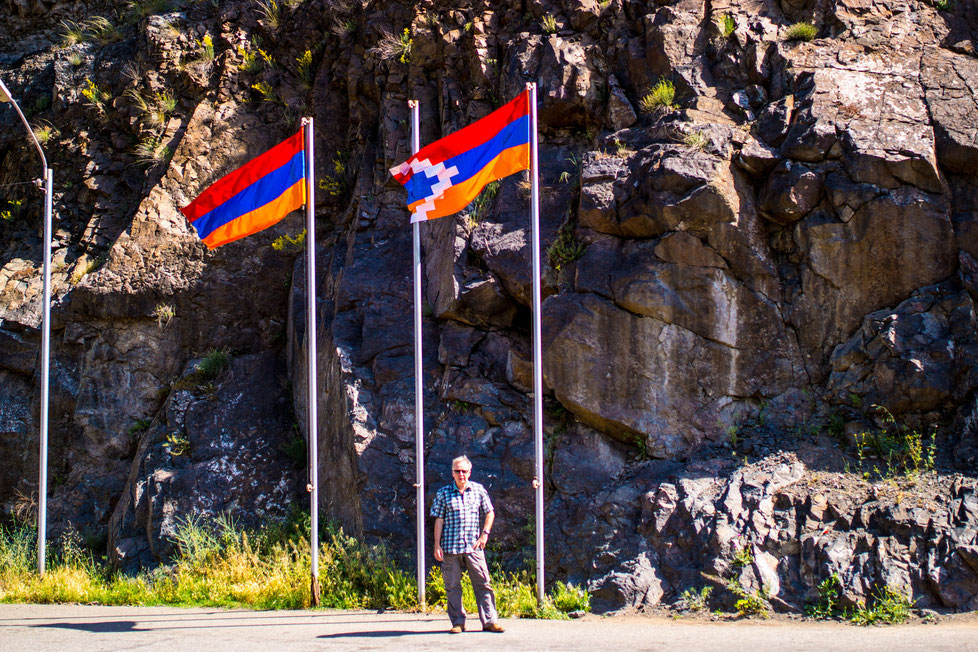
431,455,505,634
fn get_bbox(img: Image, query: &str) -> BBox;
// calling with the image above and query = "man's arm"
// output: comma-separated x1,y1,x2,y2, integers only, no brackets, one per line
434,517,444,561
476,510,494,550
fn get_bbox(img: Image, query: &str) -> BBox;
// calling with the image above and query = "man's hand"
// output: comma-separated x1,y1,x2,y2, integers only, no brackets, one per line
475,532,488,550
434,544,444,562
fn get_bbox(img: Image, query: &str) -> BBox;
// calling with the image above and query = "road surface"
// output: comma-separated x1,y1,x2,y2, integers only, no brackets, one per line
1,604,977,651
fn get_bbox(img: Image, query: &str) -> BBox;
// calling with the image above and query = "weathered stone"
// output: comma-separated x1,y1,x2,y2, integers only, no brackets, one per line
543,287,803,455
827,284,978,413
605,76,637,130
736,137,782,178
921,49,978,175
758,160,824,224
789,187,955,377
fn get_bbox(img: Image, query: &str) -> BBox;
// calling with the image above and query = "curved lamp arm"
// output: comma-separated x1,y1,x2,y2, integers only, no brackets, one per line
0,77,48,176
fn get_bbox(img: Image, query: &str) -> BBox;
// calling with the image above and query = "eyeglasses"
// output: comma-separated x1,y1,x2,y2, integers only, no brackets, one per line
452,469,471,475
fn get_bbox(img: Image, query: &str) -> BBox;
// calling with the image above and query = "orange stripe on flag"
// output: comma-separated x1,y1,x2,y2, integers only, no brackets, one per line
201,179,306,249
407,143,530,222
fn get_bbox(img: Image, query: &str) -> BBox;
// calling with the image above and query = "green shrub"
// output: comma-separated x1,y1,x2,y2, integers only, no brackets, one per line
680,585,713,612
848,586,913,625
541,14,559,34
728,580,769,618
272,230,306,253
784,22,817,42
547,219,586,271
805,573,842,619
196,348,231,379
639,79,676,113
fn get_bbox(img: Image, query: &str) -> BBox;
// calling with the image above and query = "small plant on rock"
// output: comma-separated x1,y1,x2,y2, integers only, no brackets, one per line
547,217,587,272
197,34,215,62
805,573,842,619
127,88,177,129
784,22,818,42
683,131,709,151
238,37,272,73
58,20,87,47
292,48,315,87
541,14,559,34
196,348,231,379
731,541,754,567
83,16,123,45
251,80,280,103
134,133,172,166
639,78,676,113
715,13,736,38
848,586,913,625
728,580,769,618
163,432,191,456
469,180,500,222
32,122,58,145
81,78,110,116
126,0,174,21
154,303,176,328
255,0,284,29
371,28,413,64
272,230,306,253
680,586,713,612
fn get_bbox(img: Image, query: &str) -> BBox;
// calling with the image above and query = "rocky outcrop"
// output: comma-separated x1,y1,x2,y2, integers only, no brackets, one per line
552,450,978,613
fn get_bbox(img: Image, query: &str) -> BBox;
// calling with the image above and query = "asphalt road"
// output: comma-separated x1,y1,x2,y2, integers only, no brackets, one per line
2,604,978,651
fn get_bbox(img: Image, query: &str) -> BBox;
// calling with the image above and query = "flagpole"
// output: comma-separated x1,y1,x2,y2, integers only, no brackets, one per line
302,117,320,607
409,99,426,607
527,82,545,605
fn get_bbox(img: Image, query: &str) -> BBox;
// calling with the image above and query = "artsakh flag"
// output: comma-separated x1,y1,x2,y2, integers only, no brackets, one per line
390,91,530,223
181,130,306,249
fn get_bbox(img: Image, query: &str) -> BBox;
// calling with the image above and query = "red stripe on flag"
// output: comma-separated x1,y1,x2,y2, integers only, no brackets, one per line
181,130,304,223
391,91,529,185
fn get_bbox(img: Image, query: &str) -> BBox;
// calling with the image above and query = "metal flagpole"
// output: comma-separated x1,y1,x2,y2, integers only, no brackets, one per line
0,77,52,577
302,117,321,607
409,99,426,606
527,82,545,605
38,165,52,577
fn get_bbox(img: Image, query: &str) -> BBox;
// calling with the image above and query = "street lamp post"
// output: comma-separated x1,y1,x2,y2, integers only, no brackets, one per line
0,77,53,576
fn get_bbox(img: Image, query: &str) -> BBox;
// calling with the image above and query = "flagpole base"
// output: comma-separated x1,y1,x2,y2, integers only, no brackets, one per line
311,576,321,607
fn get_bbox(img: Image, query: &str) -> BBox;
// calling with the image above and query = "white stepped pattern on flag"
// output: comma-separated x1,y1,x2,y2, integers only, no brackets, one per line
390,157,460,222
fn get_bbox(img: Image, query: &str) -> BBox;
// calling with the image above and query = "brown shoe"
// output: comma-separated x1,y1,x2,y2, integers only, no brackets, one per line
483,623,505,633
449,624,465,634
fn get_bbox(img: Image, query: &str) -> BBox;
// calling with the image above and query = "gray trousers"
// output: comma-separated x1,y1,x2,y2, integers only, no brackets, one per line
442,550,498,627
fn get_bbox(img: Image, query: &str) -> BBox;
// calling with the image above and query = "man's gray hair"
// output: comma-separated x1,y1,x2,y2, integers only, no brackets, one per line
451,455,472,469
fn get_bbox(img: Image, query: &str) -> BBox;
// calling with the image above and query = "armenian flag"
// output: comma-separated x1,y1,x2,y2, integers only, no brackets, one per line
181,130,306,249
390,91,530,222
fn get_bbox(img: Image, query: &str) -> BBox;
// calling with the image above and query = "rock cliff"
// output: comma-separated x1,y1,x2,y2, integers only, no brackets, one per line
1,0,977,612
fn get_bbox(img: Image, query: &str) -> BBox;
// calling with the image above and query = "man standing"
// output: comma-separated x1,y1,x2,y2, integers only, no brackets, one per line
431,455,505,634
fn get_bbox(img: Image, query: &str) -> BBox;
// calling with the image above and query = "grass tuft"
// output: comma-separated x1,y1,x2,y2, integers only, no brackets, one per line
784,22,817,42
639,79,676,113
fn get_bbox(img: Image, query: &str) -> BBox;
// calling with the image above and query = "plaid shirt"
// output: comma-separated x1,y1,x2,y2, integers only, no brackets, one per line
431,481,494,555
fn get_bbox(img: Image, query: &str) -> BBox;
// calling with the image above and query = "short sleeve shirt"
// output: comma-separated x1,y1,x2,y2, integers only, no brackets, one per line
430,481,494,555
